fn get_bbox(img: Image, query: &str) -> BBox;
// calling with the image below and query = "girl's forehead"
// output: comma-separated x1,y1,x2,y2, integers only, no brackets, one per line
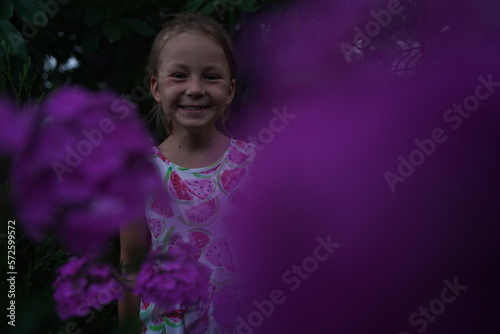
159,32,229,68
164,31,220,50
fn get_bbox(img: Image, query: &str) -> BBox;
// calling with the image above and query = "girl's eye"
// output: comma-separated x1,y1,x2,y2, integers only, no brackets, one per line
171,73,186,79
205,74,220,80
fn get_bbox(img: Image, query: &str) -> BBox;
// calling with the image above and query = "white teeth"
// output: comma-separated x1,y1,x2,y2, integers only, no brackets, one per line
182,106,207,111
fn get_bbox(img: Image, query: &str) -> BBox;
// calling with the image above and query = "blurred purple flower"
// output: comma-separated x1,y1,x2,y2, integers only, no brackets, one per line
52,254,124,320
6,86,164,254
134,243,211,311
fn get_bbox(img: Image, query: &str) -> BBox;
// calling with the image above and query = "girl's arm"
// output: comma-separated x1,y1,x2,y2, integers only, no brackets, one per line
118,220,150,333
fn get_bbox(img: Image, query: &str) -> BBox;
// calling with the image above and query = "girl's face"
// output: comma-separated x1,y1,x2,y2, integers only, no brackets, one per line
151,32,235,134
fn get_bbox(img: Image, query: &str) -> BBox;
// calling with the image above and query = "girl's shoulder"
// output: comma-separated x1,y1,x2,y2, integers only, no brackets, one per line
148,145,167,162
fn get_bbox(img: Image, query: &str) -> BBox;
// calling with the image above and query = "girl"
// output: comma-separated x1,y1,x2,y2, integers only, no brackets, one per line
119,12,255,334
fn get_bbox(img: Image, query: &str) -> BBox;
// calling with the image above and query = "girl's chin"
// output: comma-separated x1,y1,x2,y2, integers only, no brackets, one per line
169,113,224,130
171,119,220,132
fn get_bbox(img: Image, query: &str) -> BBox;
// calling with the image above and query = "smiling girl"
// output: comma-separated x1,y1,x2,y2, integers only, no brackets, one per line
119,12,255,334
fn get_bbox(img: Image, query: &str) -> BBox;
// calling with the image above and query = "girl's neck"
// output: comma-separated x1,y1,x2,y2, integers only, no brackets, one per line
168,127,221,152
159,127,231,168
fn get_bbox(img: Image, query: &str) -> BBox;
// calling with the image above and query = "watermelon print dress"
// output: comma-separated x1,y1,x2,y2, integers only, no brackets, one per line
140,138,255,334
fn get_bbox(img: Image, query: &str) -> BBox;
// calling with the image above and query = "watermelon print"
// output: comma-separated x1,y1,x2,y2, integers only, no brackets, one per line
188,230,210,260
227,145,250,166
204,240,236,271
183,198,217,225
168,170,193,201
150,197,174,218
183,179,215,200
164,309,188,325
196,281,216,318
141,300,151,311
141,139,255,334
152,314,165,325
234,139,247,148
198,163,221,175
166,232,183,253
147,218,164,239
220,168,246,193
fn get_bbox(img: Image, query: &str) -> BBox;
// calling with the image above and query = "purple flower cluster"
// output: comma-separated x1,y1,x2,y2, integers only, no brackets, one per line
52,255,124,320
2,86,164,254
134,243,211,311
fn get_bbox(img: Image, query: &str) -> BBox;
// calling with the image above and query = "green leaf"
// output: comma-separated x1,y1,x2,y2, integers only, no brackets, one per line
0,19,27,60
84,9,102,27
102,20,121,41
118,17,156,37
0,0,14,20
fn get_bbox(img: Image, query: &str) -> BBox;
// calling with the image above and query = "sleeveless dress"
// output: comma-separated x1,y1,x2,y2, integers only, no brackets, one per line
140,138,255,334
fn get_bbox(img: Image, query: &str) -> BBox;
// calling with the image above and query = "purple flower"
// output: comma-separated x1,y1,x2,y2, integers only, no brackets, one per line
52,255,124,320
134,243,211,311
7,86,165,254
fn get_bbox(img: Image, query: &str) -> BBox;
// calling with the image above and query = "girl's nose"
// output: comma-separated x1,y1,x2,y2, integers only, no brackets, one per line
186,77,205,97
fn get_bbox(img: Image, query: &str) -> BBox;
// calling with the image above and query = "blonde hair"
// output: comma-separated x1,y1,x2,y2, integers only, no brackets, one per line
147,12,237,136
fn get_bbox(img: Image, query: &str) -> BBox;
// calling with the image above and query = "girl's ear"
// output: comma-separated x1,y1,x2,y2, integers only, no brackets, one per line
151,76,161,102
226,79,236,105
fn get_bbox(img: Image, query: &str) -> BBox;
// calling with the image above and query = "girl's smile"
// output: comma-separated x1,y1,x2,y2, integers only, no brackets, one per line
178,105,212,115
